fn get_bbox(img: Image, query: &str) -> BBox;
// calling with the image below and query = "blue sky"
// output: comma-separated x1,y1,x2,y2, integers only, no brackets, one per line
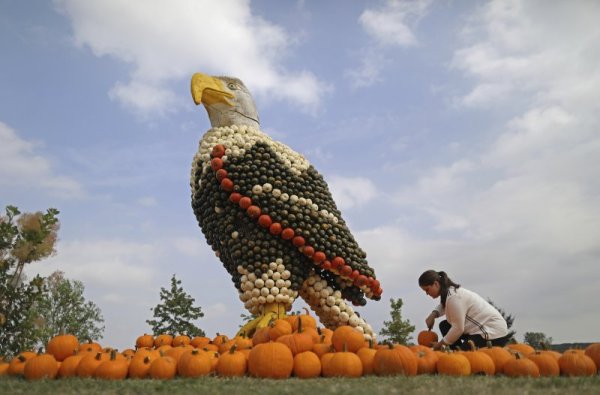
2,0,599,349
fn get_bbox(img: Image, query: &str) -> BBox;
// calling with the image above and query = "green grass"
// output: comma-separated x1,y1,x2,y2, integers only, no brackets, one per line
1,376,599,395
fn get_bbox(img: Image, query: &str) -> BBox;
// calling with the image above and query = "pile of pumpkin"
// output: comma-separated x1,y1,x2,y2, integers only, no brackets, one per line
1,312,599,380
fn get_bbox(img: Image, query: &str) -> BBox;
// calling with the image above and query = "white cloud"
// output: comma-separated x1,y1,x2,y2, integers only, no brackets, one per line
0,121,84,198
55,0,324,115
31,239,162,288
359,0,431,47
328,175,378,210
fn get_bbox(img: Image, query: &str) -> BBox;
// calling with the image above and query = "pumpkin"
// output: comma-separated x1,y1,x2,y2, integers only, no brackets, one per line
276,317,314,355
8,351,37,376
356,339,377,375
190,336,211,348
78,339,102,354
506,342,535,356
414,349,438,375
217,345,248,377
248,342,294,379
153,334,173,348
479,341,513,374
57,354,84,378
165,345,194,364
95,349,129,380
232,334,253,350
212,333,230,347
323,344,363,378
0,361,8,376
128,356,154,379
149,354,177,379
47,334,79,362
172,335,191,347
318,327,334,344
312,336,333,358
528,351,560,377
558,350,597,376
135,334,155,349
292,308,318,331
177,349,212,377
461,340,495,375
268,319,293,341
23,351,59,380
372,343,418,376
585,343,600,371
121,348,136,359
331,325,364,353
503,353,540,377
417,330,439,347
252,327,271,346
292,351,321,378
320,351,335,377
437,350,471,376
76,352,109,377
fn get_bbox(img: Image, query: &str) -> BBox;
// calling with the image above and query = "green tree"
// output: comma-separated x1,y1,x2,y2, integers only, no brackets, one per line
378,297,415,345
487,298,516,341
32,271,104,347
146,274,205,337
0,205,59,356
523,332,553,349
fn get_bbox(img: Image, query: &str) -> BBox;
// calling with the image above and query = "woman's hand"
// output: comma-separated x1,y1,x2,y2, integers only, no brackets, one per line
431,341,446,351
425,311,438,330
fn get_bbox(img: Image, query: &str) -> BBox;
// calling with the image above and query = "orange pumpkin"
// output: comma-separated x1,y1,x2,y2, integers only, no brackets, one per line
216,345,247,377
23,351,59,380
165,345,194,364
128,356,154,379
172,335,191,347
417,330,439,347
95,350,129,380
331,325,364,353
558,350,597,376
372,343,418,376
322,345,363,378
252,327,271,346
437,351,471,376
506,342,535,356
190,336,211,348
149,354,177,379
276,317,314,355
57,354,84,378
293,351,321,378
177,349,212,377
268,319,293,341
212,333,230,347
0,361,8,376
312,336,333,358
292,308,318,331
78,339,102,354
462,341,495,375
153,334,173,348
479,342,513,374
135,334,154,349
76,352,109,377
585,343,600,371
47,334,79,362
414,349,438,375
248,342,294,379
8,351,37,376
503,353,540,377
528,351,560,377
356,340,377,375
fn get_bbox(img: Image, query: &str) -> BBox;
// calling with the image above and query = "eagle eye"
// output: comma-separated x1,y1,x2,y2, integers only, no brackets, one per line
227,82,237,90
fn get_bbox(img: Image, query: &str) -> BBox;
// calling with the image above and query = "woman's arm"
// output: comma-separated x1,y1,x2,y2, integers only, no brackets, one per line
441,297,466,345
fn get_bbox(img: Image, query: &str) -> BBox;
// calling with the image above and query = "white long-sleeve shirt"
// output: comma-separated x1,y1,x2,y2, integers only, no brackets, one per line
434,287,508,345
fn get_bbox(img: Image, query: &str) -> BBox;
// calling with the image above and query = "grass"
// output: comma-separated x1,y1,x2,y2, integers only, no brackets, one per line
1,376,599,395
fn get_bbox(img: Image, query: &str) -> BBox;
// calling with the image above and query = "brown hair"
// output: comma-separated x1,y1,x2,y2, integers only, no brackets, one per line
418,270,460,307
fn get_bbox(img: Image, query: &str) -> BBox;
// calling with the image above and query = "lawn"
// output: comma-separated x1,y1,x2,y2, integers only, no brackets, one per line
1,376,599,395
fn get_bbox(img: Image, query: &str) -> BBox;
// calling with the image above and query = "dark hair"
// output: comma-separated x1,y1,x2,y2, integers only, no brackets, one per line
418,270,460,307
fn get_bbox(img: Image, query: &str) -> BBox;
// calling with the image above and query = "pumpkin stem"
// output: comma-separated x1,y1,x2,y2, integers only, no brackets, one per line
37,347,44,355
17,355,26,362
95,352,102,360
468,340,477,352
486,340,493,349
368,338,374,349
297,317,303,333
387,342,394,350
229,344,238,354
302,307,311,316
110,349,117,360
143,356,150,364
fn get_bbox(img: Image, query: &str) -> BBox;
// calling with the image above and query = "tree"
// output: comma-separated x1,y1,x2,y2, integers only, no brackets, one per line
31,271,104,347
146,274,205,337
487,298,517,341
378,297,415,345
523,332,553,350
0,205,59,357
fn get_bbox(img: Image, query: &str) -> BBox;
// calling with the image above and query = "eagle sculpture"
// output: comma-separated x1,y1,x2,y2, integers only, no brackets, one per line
190,72,382,339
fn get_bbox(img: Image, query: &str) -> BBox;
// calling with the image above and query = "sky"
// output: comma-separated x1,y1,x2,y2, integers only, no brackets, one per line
1,0,599,349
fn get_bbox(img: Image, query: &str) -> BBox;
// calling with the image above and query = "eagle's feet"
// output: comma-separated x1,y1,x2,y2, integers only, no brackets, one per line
236,302,288,337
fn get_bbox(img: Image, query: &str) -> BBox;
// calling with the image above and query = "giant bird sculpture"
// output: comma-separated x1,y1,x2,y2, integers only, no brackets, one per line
190,72,382,339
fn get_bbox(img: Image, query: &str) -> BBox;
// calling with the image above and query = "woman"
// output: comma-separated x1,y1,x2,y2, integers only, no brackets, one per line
419,270,511,350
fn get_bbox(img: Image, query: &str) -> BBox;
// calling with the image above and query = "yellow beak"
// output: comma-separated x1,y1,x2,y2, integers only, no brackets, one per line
191,72,234,106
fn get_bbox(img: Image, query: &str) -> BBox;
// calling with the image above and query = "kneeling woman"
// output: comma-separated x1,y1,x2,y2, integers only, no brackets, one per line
418,270,511,350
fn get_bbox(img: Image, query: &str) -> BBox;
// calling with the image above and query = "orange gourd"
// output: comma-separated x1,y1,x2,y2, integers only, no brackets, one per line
216,345,247,377
47,334,79,362
331,325,364,353
248,341,294,379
